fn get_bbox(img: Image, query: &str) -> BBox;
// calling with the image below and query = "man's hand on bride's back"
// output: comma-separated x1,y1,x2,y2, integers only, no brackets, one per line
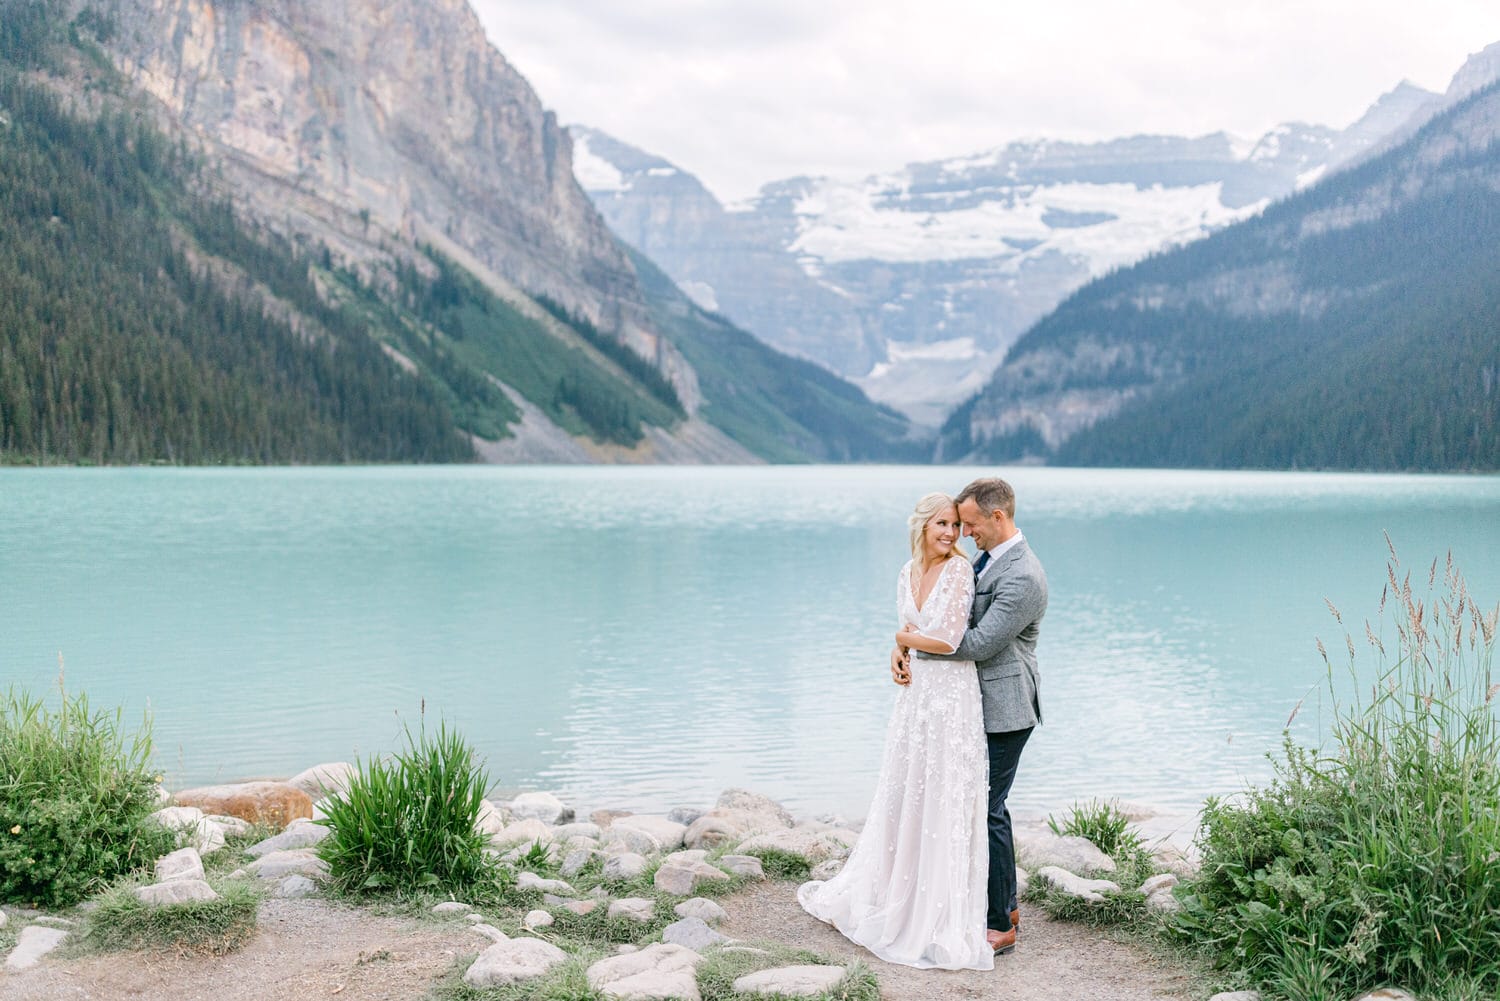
890,645,912,686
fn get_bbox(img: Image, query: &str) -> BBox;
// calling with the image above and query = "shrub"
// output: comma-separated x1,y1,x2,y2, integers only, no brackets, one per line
84,877,262,954
1048,798,1147,865
318,722,505,898
0,685,174,907
1176,549,1500,1000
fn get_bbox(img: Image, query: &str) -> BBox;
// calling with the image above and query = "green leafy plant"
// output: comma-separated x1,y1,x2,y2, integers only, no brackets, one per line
1048,798,1146,866
0,683,174,907
317,721,505,898
1176,548,1500,1000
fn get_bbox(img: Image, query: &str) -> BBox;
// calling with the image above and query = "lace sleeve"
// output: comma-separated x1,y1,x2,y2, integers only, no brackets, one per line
916,557,974,654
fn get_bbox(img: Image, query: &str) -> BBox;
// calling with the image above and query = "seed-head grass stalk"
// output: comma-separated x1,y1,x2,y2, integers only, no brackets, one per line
1179,547,1500,1001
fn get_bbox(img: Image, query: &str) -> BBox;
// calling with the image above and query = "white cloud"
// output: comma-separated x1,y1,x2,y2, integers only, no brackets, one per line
473,0,1500,201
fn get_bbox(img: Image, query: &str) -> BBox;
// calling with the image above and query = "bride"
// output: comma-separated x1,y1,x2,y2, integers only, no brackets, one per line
797,492,992,970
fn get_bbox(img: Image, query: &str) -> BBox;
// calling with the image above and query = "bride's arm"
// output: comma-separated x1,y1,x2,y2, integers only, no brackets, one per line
896,626,959,655
896,558,972,655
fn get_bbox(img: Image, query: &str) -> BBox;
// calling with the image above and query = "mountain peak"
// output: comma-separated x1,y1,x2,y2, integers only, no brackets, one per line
1447,40,1500,101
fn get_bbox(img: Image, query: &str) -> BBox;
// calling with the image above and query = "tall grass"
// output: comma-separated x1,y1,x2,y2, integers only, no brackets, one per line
0,683,173,907
1178,547,1500,1000
318,722,505,898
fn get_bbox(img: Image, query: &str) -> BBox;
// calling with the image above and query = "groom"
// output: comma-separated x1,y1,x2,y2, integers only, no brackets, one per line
892,477,1047,956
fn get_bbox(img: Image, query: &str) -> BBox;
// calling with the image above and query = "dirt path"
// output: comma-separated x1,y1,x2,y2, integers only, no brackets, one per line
6,884,1195,1001
718,881,1196,1001
4,899,477,1001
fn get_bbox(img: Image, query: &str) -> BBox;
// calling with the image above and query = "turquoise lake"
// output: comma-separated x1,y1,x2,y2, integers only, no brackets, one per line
2,466,1497,822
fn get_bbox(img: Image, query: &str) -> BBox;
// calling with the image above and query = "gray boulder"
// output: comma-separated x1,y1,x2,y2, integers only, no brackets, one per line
607,897,656,923
733,965,847,997
134,879,218,906
274,875,318,899
204,813,253,837
601,824,663,856
661,915,726,951
586,942,704,1000
432,901,470,914
516,871,575,896
246,849,329,881
246,819,329,857
4,926,68,971
612,815,687,850
510,792,571,825
154,846,205,883
523,909,554,930
1138,873,1178,896
673,897,727,924
736,828,852,864
666,806,704,826
602,852,648,881
470,923,509,943
715,789,795,826
717,855,765,879
562,847,603,877
287,762,354,801
1035,866,1121,902
654,860,731,897
553,821,602,841
490,817,553,849
463,937,567,987
1016,831,1116,873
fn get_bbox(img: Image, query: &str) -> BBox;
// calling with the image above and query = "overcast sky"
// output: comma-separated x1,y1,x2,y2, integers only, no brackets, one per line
471,1,1500,202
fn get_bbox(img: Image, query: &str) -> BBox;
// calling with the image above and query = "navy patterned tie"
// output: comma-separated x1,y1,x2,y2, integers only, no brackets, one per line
973,550,991,576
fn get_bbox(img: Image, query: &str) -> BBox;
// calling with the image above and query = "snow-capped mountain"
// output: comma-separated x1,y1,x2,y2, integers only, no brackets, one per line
573,80,1436,426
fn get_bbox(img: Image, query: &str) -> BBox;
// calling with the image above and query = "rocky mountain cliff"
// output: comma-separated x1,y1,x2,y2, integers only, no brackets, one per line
574,83,1437,426
99,0,647,341
11,0,914,463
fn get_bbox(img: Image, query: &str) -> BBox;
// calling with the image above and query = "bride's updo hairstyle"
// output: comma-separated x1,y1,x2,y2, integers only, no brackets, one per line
908,492,964,570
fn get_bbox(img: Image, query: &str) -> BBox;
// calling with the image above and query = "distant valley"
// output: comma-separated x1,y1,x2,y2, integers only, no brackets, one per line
572,81,1438,426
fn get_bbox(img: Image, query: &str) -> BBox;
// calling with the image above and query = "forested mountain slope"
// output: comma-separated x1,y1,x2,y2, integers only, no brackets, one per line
940,80,1500,471
0,1,914,464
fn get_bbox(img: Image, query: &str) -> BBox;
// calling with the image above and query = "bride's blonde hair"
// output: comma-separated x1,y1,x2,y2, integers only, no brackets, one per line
908,492,966,572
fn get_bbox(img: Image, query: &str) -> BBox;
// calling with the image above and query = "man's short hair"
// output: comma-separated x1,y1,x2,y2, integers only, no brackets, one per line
956,477,1015,519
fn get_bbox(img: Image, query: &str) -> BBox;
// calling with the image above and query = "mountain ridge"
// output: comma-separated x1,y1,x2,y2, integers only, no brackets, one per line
571,78,1439,426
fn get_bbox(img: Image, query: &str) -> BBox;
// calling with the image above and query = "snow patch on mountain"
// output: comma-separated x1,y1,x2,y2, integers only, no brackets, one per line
572,133,628,192
788,176,1264,275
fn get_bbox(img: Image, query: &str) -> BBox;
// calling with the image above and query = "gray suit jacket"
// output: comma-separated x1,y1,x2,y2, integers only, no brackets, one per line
917,538,1047,733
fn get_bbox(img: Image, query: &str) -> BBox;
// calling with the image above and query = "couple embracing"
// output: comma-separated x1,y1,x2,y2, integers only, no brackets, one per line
798,477,1047,971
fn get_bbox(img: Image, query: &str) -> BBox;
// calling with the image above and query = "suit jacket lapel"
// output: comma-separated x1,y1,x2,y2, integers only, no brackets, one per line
978,539,1027,588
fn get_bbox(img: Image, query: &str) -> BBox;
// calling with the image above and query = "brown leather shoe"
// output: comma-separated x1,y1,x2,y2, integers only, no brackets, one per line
1010,908,1020,929
986,927,1017,955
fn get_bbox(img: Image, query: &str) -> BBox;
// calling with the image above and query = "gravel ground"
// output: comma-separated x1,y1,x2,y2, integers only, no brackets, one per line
718,881,1199,1001
3,898,478,1001
5,882,1198,1001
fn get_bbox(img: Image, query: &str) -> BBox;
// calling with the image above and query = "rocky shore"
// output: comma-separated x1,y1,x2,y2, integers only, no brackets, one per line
1,763,1396,1001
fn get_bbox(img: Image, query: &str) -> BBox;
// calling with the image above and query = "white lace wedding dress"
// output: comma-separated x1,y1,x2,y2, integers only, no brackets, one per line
797,554,992,971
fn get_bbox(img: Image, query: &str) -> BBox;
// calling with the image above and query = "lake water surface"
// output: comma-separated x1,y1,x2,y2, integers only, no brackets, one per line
2,466,1497,822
